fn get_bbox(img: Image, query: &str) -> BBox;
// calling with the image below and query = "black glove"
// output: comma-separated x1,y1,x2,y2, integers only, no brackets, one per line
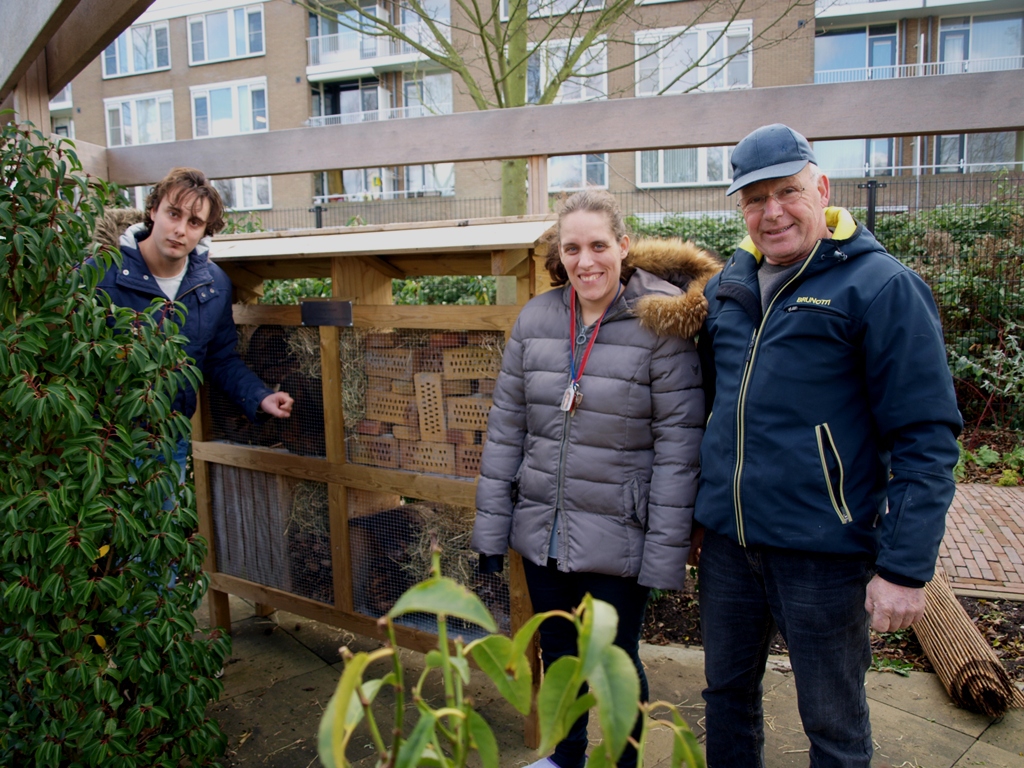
478,553,505,574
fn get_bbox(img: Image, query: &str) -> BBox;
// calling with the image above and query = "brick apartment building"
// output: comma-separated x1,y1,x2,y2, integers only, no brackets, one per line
50,0,1023,227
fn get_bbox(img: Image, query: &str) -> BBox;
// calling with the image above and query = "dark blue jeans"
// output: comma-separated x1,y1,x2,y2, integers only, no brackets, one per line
523,558,650,768
698,529,874,768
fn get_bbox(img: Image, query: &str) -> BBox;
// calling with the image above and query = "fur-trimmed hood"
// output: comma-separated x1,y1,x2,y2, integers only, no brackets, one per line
92,208,146,251
624,238,722,340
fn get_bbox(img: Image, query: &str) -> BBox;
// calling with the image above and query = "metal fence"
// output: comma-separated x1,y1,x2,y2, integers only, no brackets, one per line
234,172,1023,233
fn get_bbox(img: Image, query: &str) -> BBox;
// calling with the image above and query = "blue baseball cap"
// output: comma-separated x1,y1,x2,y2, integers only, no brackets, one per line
726,124,817,196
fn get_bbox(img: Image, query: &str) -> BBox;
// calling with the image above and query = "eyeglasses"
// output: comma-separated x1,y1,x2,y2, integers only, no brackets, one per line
738,185,806,214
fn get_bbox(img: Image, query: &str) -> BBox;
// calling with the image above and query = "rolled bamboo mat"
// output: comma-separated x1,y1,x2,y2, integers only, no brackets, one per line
913,569,1024,717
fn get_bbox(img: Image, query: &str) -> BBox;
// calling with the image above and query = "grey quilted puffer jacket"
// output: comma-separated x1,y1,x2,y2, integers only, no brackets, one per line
471,239,722,590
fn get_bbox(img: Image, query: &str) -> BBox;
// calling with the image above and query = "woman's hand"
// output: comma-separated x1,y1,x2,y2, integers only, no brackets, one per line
687,525,705,567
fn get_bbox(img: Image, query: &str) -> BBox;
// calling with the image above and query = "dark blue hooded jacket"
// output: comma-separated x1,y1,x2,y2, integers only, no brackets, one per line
696,207,961,586
94,222,273,422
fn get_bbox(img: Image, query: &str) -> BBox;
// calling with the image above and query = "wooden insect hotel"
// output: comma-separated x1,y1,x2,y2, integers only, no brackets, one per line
193,216,556,738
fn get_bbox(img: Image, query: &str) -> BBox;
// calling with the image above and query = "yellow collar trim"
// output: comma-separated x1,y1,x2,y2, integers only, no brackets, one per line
737,206,857,263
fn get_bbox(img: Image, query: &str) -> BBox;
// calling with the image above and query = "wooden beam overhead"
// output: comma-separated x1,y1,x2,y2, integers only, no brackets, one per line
0,0,80,101
45,0,154,98
357,255,406,280
492,248,531,276
103,70,1024,185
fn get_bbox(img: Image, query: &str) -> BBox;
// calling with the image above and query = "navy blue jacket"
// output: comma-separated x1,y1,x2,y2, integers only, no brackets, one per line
696,207,961,586
94,223,273,422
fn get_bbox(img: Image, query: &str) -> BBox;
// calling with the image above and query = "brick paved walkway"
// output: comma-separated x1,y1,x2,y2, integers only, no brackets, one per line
941,484,1024,599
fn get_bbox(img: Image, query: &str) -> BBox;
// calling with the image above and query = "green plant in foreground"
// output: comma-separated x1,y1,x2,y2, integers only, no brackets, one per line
0,120,229,766
318,547,705,768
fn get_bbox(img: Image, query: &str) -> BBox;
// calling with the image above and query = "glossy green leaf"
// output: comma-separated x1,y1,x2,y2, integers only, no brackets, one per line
468,708,499,768
537,655,582,754
388,576,497,633
588,645,640,763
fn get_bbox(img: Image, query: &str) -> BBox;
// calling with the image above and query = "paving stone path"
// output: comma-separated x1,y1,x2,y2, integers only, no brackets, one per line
943,484,1024,599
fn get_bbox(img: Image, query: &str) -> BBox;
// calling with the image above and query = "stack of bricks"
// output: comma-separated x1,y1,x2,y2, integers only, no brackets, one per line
347,331,501,478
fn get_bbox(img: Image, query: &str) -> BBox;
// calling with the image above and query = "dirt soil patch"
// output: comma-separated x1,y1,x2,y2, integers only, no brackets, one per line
642,582,1024,683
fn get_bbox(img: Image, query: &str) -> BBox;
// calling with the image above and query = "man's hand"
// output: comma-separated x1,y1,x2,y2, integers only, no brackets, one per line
260,391,294,418
864,574,926,632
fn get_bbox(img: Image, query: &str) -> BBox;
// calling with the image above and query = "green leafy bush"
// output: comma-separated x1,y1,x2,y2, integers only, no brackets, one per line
0,121,229,766
627,213,745,260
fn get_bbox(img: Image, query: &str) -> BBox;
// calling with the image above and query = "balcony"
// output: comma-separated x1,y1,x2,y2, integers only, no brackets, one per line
306,24,447,80
817,0,1013,19
306,102,453,128
312,187,453,204
814,55,1023,84
49,83,73,115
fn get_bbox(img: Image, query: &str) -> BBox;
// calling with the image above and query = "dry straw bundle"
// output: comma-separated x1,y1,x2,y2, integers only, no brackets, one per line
913,569,1024,717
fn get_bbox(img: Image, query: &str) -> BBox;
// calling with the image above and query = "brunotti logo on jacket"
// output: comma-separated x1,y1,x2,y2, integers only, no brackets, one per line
796,296,832,306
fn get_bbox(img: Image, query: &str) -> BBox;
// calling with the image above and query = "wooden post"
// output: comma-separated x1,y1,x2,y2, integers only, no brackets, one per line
329,256,399,613
9,53,50,132
193,404,232,633
321,323,354,613
527,155,549,216
509,551,541,748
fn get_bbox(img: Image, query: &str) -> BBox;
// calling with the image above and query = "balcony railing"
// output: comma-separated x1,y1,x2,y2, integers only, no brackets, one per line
312,187,454,204
307,23,447,67
815,55,1023,84
306,102,453,128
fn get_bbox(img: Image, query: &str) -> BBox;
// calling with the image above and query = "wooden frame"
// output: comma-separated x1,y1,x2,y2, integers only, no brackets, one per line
193,217,552,746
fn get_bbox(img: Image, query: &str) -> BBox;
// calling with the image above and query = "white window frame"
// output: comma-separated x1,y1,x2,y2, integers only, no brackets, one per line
548,153,608,192
500,0,602,21
190,77,268,138
103,21,171,78
404,163,455,196
188,4,266,65
636,146,733,188
212,177,273,210
104,90,175,147
635,22,752,96
528,38,608,104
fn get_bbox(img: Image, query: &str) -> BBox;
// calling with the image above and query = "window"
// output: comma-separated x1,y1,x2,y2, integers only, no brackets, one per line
311,78,386,125
636,23,751,96
814,25,897,83
501,0,602,20
638,147,732,187
405,164,455,195
548,154,607,191
191,78,268,137
940,13,1023,73
103,22,170,78
123,185,155,209
813,139,894,177
528,40,607,104
104,91,174,147
189,5,265,65
402,72,453,117
212,177,272,210
936,132,1023,173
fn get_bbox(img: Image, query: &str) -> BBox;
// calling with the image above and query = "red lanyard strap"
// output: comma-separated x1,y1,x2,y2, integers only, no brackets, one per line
569,284,621,385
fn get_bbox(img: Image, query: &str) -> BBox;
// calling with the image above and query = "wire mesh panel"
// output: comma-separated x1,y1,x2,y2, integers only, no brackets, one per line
348,497,510,639
207,325,326,457
210,465,333,605
342,328,504,478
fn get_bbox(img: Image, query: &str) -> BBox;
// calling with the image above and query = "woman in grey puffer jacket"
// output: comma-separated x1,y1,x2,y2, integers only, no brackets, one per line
471,190,720,768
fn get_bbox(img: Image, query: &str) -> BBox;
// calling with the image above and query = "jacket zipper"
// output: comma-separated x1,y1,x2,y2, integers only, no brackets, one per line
731,244,821,545
815,422,853,524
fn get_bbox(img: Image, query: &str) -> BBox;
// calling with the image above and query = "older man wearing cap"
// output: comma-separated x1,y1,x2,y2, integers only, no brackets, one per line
693,124,961,766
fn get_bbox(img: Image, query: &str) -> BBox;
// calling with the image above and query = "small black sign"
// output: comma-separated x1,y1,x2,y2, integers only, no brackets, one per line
300,300,354,327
